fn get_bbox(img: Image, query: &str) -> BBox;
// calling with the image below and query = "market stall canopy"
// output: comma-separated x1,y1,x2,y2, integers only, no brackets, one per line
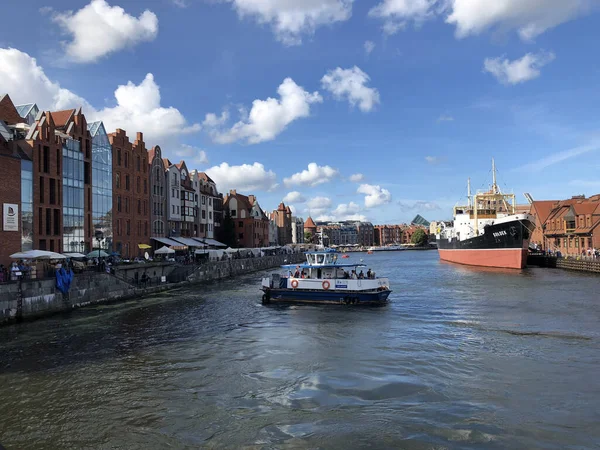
154,246,175,255
63,252,87,258
151,237,184,247
200,238,227,248
86,250,109,258
10,250,66,260
171,237,202,247
194,249,208,255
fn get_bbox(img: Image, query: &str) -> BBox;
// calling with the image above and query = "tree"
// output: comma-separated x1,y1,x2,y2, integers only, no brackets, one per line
411,229,428,247
304,231,313,243
221,209,238,248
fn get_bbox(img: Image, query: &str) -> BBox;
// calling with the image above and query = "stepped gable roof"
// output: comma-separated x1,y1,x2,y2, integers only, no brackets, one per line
277,202,286,211
304,217,317,228
0,94,26,125
198,172,214,183
49,109,75,128
147,146,157,162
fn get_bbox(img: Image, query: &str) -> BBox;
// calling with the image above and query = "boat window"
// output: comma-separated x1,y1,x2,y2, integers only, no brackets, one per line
317,254,324,264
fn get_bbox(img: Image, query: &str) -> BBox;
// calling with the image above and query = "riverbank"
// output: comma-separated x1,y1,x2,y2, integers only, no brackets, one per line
0,253,304,327
527,254,600,274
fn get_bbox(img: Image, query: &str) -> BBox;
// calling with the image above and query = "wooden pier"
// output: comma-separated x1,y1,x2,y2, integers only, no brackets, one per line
527,254,600,274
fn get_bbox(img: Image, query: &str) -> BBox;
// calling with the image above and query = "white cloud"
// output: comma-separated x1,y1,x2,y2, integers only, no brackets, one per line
283,191,306,203
0,48,200,147
425,156,442,164
357,183,392,208
349,173,365,182
483,52,555,85
172,0,187,7
397,200,440,211
369,0,594,40
437,114,454,122
51,0,158,63
204,78,322,144
447,0,594,41
364,40,375,54
173,145,208,166
283,163,339,187
306,196,333,215
369,0,439,34
0,47,92,111
223,0,354,45
321,66,380,112
205,162,277,192
316,202,367,222
515,143,600,172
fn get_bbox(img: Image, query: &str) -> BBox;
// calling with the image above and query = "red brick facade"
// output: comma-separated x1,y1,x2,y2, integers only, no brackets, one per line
109,129,149,258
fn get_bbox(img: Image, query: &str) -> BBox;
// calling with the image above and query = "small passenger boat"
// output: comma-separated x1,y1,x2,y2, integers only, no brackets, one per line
261,248,391,306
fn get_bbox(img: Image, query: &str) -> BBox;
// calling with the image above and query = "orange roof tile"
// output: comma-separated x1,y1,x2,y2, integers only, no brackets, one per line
304,217,316,228
49,109,75,128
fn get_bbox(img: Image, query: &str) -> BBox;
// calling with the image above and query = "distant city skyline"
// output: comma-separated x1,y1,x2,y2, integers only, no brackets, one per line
1,0,599,223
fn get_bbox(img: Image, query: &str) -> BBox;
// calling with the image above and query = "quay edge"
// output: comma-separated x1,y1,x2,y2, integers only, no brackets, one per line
0,253,305,327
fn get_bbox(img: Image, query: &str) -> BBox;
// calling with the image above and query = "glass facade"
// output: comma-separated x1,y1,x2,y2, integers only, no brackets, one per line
21,160,33,251
62,138,85,252
89,122,113,251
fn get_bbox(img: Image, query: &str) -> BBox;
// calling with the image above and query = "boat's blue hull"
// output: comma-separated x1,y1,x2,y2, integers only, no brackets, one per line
262,288,391,306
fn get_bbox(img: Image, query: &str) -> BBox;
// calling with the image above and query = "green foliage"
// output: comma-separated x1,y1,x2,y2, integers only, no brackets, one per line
411,228,428,246
304,231,313,243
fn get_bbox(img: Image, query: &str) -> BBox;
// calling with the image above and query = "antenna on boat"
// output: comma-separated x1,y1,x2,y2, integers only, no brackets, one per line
491,157,498,194
467,177,472,208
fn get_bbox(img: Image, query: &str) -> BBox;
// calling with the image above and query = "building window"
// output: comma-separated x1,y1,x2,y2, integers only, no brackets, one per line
176,190,179,199
136,156,140,172
124,152,129,168
172,173,177,184
209,211,212,220
39,177,44,203
125,197,129,213
138,199,141,214
117,148,121,166
144,180,147,194
231,210,236,217
209,198,212,206
202,196,206,205
137,177,140,193
239,233,244,239
202,210,206,219
116,172,120,188
43,146,49,173
125,175,130,191
239,221,243,228
117,195,122,212
126,220,130,235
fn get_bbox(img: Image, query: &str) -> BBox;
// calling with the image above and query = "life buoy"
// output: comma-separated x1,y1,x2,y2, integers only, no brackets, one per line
291,279,299,289
322,280,331,290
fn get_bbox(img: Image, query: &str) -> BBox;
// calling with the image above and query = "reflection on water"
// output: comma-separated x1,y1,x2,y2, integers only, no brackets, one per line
1,251,599,449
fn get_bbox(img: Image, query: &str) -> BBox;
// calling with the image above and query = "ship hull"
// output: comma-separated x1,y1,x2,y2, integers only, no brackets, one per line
262,288,391,306
438,218,532,269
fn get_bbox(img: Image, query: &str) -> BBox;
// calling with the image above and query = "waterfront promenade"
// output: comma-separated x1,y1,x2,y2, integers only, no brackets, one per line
0,252,305,326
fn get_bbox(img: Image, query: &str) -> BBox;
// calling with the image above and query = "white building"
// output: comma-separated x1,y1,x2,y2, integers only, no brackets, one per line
164,159,182,237
191,170,220,239
268,213,279,246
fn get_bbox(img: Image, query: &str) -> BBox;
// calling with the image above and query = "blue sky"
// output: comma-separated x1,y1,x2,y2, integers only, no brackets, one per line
1,0,599,224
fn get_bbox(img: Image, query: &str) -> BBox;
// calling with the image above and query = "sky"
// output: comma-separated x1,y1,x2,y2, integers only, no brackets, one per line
1,0,600,224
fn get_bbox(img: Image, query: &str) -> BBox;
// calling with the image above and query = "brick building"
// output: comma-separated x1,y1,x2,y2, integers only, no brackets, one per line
175,161,197,238
374,225,403,246
304,217,317,242
223,190,269,248
108,129,149,258
272,202,292,245
148,145,166,238
536,195,600,255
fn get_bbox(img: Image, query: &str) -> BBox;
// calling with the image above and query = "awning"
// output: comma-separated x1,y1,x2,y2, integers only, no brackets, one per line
191,238,207,246
171,237,203,247
201,238,227,248
63,252,87,258
138,243,152,249
151,237,185,247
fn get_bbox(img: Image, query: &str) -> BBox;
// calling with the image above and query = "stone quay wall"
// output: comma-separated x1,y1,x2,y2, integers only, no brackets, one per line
0,253,305,326
527,254,600,274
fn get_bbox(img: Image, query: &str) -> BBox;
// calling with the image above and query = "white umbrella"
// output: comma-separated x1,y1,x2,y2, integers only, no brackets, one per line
63,252,87,258
154,246,175,255
10,250,66,260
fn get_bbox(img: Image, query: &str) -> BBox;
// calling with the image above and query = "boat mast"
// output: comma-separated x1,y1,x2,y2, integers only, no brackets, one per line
491,158,498,194
467,177,472,208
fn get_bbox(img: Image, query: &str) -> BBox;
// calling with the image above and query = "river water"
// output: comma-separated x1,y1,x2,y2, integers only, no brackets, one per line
1,251,599,449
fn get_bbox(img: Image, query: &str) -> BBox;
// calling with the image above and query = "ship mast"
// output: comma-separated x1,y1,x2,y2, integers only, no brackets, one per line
491,158,498,194
467,177,472,208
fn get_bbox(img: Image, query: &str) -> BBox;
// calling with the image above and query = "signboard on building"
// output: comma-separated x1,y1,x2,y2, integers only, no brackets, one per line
3,203,18,231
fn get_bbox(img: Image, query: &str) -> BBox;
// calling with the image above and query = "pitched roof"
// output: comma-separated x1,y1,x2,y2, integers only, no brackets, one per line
0,94,26,125
278,202,286,211
49,109,75,128
285,206,292,213
162,157,173,170
304,217,317,228
198,172,215,183
531,200,558,225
